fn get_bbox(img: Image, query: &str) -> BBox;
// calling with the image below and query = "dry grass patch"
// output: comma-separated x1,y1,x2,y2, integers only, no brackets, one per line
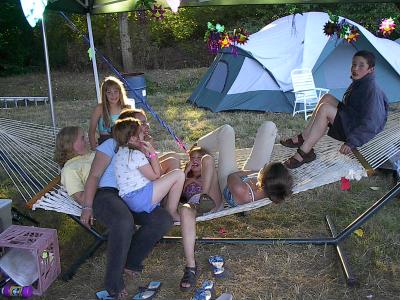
0,70,399,299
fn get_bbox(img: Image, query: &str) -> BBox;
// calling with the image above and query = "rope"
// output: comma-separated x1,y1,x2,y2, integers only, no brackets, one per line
59,11,187,152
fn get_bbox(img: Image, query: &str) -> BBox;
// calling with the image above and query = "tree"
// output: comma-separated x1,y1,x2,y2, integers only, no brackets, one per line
119,12,134,72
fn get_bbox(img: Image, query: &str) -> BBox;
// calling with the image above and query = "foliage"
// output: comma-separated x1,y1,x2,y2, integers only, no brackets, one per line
1,2,399,75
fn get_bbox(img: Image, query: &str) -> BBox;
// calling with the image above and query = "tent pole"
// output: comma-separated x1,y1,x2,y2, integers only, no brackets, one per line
86,13,101,103
41,16,57,131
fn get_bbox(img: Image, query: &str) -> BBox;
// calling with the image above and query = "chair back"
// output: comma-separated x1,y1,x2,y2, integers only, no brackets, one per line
291,68,318,100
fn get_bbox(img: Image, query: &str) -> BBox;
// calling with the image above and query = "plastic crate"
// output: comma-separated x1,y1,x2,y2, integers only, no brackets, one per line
0,225,61,296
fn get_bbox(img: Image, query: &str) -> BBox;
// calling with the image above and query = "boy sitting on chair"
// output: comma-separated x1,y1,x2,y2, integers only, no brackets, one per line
281,50,389,169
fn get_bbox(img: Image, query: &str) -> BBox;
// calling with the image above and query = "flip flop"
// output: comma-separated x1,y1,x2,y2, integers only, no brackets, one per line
95,290,115,300
132,281,162,300
191,280,215,300
208,255,226,278
216,293,233,300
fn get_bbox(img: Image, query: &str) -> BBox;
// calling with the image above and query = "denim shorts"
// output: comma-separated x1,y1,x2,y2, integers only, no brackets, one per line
122,182,158,213
223,186,237,208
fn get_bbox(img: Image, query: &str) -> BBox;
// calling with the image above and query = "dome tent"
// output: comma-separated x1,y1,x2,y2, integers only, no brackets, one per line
189,12,400,113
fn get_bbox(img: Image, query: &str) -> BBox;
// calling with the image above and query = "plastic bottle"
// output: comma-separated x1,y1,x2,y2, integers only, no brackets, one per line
1,283,33,298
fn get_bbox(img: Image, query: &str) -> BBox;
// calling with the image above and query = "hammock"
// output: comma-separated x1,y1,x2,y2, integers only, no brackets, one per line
0,113,399,222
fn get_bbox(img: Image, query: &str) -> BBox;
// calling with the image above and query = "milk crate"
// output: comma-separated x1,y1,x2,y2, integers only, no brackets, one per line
0,225,61,296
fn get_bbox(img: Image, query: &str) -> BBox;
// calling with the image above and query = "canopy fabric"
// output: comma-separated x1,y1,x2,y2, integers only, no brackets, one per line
46,0,400,14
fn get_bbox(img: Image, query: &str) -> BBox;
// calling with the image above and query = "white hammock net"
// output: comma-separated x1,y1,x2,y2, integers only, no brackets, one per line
0,113,399,222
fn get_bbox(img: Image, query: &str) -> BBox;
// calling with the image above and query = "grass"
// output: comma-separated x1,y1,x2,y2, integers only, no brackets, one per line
0,70,399,299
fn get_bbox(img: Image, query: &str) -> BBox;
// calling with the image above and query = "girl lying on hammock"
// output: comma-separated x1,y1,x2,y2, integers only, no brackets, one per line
179,122,293,291
181,145,224,213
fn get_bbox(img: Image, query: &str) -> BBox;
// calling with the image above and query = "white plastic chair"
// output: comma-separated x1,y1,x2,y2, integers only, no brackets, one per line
290,68,329,120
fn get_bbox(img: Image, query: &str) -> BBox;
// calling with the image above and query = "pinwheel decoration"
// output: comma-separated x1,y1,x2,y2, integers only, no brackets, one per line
151,5,165,21
379,17,396,37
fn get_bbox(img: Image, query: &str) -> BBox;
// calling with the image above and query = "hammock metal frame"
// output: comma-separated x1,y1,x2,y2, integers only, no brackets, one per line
163,180,400,286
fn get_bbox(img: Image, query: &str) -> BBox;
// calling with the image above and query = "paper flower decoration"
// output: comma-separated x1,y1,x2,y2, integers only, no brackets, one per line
205,22,250,55
323,21,339,36
151,5,165,21
345,27,360,43
166,0,181,13
233,28,250,45
379,17,396,36
20,0,48,27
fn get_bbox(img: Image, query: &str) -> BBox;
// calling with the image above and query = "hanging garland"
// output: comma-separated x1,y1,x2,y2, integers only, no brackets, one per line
204,22,250,55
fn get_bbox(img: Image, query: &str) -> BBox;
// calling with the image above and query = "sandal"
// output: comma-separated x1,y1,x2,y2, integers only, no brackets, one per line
280,134,304,148
180,266,198,292
284,148,316,169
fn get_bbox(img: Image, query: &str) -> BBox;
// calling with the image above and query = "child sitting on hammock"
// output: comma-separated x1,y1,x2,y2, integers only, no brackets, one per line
113,117,184,222
181,145,223,213
54,126,94,205
178,122,293,291
281,50,389,169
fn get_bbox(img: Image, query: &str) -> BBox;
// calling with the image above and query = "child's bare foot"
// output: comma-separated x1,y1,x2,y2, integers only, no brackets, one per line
117,288,128,299
124,268,140,281
209,202,225,213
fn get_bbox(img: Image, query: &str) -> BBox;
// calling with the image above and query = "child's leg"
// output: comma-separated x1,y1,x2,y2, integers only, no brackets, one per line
200,155,223,211
243,121,277,171
152,169,185,221
302,94,339,140
197,124,238,192
179,204,197,289
180,204,197,268
295,103,338,160
159,152,181,174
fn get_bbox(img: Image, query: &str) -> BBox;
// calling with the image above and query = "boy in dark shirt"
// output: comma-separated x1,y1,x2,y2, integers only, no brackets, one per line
281,50,388,169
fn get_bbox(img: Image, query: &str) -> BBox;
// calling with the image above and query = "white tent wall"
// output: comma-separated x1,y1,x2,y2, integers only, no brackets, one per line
190,11,400,113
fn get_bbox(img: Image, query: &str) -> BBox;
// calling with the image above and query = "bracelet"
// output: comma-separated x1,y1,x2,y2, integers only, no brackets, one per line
148,152,157,159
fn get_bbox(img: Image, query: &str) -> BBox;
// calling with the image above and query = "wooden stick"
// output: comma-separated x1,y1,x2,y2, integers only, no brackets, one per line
26,175,61,209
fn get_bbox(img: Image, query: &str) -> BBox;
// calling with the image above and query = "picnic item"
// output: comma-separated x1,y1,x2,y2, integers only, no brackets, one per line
132,281,162,300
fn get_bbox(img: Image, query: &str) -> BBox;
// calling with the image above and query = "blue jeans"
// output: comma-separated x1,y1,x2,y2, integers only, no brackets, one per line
93,187,173,296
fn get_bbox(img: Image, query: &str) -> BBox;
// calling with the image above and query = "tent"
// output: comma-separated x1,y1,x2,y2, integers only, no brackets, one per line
189,12,400,113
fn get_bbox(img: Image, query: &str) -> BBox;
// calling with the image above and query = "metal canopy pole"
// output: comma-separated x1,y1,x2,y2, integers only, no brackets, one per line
41,16,57,130
86,12,101,103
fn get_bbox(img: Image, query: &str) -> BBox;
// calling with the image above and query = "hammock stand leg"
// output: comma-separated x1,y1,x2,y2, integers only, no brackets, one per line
61,215,107,281
11,207,40,226
162,181,400,286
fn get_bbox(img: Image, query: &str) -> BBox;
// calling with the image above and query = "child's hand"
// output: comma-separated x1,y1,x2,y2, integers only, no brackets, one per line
141,141,156,156
144,134,154,144
184,161,192,176
339,143,352,155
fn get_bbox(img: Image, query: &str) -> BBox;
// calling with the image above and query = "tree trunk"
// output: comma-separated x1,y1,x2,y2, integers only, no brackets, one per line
119,12,134,72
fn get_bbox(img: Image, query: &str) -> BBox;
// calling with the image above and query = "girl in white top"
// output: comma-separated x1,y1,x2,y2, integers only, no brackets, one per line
113,117,184,222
